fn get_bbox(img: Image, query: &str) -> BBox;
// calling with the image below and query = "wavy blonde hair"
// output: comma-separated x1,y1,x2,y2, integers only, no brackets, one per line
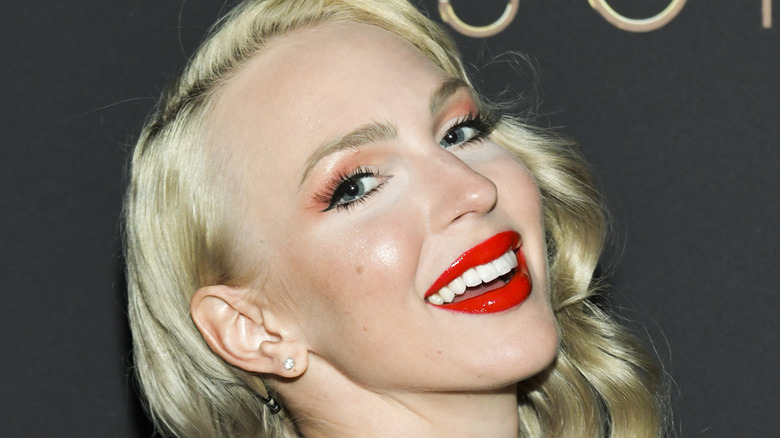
124,0,668,436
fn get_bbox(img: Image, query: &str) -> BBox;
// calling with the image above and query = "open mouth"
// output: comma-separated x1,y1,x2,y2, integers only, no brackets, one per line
425,231,532,314
427,249,517,305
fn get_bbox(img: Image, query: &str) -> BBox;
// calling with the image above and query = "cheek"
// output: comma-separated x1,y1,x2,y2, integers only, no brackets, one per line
495,157,540,203
471,145,541,212
278,216,421,338
332,205,420,277
324,227,409,285
489,156,549,288
371,239,401,268
345,231,403,277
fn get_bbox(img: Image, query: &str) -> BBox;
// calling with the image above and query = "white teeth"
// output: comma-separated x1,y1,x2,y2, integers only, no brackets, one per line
427,250,517,305
462,268,482,287
476,263,500,283
492,254,511,276
428,294,444,305
439,286,455,302
449,277,466,295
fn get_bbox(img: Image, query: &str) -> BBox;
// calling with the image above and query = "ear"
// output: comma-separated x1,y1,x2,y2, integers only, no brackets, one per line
190,285,308,378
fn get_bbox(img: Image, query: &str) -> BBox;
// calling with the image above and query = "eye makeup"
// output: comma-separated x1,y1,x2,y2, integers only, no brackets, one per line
439,110,499,149
311,99,499,214
313,166,390,212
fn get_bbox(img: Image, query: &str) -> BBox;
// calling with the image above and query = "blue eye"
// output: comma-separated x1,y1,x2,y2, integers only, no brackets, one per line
439,112,496,149
322,169,386,212
440,125,479,148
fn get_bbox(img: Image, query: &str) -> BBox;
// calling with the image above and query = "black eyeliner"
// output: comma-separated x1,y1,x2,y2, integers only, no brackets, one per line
444,109,500,148
314,166,387,212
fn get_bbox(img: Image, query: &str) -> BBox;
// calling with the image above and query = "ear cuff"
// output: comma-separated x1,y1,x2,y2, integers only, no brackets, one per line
259,392,282,414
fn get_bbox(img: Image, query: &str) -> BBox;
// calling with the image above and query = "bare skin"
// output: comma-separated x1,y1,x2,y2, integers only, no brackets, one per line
192,22,558,437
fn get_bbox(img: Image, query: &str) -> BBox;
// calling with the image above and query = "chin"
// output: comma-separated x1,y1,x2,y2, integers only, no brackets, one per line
459,311,560,391
504,318,560,386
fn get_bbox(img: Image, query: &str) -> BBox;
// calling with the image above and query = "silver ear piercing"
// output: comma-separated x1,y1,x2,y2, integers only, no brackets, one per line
283,357,295,370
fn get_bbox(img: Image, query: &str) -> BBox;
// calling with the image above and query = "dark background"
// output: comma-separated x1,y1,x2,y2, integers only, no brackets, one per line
1,0,777,436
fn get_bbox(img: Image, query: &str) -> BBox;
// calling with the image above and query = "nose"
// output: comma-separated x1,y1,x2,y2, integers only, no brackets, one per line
420,150,498,230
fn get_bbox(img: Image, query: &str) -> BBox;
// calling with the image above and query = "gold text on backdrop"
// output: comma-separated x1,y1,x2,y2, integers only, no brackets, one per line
588,0,687,32
764,0,773,28
438,0,519,38
441,0,773,37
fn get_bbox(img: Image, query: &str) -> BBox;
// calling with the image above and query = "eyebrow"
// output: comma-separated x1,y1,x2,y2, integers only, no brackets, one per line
430,77,471,116
299,122,397,186
299,76,471,187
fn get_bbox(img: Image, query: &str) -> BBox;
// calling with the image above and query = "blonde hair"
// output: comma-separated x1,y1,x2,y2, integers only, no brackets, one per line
124,0,668,436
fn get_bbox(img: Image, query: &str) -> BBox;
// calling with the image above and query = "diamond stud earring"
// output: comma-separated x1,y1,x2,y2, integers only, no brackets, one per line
283,357,295,370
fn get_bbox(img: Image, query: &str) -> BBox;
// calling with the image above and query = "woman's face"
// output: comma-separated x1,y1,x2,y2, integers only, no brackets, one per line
211,22,558,393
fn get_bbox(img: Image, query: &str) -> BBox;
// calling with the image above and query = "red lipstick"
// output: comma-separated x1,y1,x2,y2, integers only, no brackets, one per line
426,231,532,314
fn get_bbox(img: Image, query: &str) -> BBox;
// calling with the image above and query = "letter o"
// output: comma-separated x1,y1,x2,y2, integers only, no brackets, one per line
589,0,687,32
439,0,519,38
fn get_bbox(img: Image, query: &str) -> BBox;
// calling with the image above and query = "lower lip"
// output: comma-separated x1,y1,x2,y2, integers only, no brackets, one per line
437,249,532,314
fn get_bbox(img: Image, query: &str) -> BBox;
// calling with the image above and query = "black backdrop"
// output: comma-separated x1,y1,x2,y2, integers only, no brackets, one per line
1,1,778,436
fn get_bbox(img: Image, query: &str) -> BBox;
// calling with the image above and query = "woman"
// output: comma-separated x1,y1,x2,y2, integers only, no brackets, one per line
124,0,668,436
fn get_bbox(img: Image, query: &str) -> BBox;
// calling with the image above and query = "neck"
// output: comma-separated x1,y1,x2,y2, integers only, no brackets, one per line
277,360,520,438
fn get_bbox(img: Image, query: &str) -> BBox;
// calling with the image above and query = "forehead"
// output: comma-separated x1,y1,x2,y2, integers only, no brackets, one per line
208,21,448,166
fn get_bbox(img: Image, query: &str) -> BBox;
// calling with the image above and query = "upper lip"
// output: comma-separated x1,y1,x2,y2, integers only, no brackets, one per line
424,231,521,298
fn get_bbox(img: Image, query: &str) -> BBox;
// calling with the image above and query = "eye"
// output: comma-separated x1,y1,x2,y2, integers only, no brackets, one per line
322,168,388,212
440,125,479,148
438,112,496,149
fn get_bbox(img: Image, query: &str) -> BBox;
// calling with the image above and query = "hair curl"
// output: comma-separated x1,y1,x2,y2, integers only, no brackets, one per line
124,0,669,436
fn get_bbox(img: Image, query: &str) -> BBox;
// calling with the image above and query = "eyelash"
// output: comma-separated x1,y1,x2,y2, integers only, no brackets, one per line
439,111,498,149
315,166,389,212
316,110,499,212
